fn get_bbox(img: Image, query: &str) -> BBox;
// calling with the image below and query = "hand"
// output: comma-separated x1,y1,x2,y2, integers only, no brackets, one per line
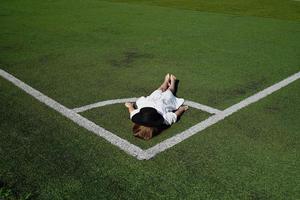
125,102,133,108
181,105,189,111
175,105,188,117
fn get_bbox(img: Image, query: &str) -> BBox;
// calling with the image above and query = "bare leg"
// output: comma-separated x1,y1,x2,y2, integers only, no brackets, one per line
168,74,176,93
158,73,170,92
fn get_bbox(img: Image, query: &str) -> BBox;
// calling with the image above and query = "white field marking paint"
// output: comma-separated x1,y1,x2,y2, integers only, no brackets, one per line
72,98,221,114
143,71,300,159
185,100,221,114
0,69,147,159
73,98,138,113
1,68,300,160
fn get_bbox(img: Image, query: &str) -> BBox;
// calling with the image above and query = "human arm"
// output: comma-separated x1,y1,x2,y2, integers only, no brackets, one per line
125,102,140,119
163,105,189,125
175,105,189,117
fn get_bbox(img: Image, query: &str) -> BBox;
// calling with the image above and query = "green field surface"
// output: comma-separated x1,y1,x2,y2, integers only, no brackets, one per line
0,0,299,199
109,0,300,21
81,105,211,149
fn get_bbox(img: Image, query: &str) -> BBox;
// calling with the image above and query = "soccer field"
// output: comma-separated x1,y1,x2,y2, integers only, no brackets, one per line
1,0,299,199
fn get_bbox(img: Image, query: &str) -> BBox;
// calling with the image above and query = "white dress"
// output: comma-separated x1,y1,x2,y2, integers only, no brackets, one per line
130,89,184,125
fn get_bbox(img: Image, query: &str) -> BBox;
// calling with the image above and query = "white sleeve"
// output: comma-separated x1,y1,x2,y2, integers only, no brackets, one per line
163,112,177,125
130,109,139,119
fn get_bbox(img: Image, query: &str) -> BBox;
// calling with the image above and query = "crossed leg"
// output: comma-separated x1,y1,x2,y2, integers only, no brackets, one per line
158,73,170,92
158,74,188,114
158,73,176,93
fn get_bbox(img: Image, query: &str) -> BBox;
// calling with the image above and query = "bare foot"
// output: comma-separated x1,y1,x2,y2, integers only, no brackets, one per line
164,73,170,83
170,74,177,83
168,74,177,93
158,74,171,92
171,74,176,80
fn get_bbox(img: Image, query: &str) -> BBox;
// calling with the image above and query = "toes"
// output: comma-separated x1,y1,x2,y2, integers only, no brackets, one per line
171,74,177,81
165,73,170,81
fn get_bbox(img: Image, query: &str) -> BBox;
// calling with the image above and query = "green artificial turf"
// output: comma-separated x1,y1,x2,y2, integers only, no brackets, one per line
108,0,300,21
1,65,299,199
0,0,299,199
0,0,299,110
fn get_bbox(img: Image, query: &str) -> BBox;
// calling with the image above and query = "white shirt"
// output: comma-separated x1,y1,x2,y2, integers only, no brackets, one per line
130,90,184,125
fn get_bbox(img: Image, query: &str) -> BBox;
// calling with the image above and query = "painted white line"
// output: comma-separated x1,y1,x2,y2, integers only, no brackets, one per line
222,72,300,117
1,68,299,160
184,100,221,114
73,98,221,114
143,71,300,159
73,98,138,113
0,69,146,159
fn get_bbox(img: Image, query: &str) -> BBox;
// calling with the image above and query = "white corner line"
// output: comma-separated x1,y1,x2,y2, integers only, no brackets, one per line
143,71,300,159
1,68,299,160
0,69,147,160
184,100,221,114
72,98,221,114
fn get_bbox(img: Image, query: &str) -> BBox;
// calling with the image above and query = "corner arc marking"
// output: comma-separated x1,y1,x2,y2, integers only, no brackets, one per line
1,68,299,160
72,98,221,114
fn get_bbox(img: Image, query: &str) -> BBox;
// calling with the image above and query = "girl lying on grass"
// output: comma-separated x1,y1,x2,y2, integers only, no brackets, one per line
125,74,188,140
